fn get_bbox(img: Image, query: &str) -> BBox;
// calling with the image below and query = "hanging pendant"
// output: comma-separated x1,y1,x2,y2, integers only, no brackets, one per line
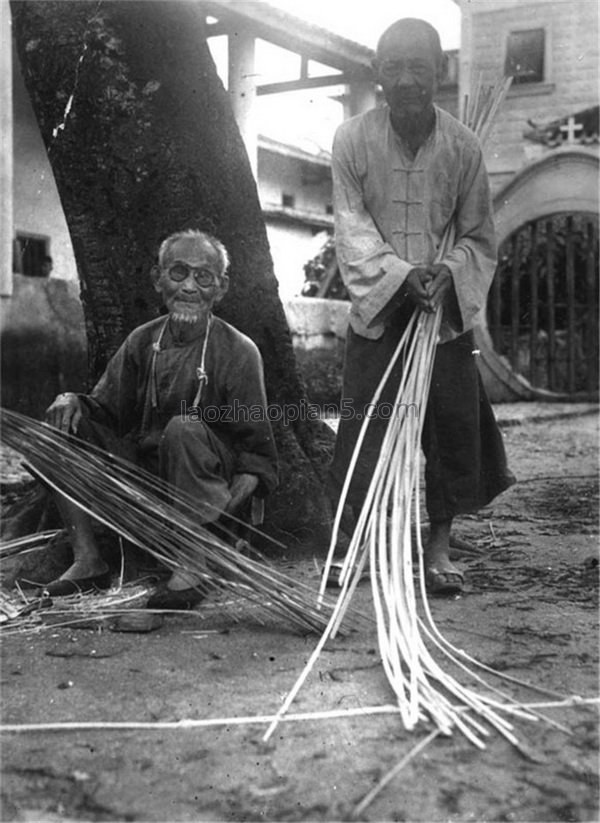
192,367,208,408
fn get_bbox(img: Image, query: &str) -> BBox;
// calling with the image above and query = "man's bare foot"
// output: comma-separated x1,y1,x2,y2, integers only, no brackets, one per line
424,519,464,595
58,559,109,581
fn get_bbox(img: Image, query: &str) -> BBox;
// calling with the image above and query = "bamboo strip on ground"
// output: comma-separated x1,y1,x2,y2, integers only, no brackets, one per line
1,697,596,735
351,730,441,819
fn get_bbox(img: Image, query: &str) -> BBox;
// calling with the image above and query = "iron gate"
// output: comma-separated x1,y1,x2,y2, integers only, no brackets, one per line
487,213,599,394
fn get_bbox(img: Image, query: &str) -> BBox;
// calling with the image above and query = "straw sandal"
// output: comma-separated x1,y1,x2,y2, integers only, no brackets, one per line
40,571,112,597
425,566,464,596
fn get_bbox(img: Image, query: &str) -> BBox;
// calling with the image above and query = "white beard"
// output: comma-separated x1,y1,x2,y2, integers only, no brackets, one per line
170,308,204,324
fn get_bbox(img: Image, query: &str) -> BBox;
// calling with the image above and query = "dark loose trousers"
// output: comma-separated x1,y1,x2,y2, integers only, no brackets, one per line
330,309,515,521
74,408,237,523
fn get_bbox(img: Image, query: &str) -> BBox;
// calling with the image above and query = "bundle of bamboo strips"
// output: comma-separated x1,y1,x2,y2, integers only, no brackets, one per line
263,76,540,747
0,408,359,636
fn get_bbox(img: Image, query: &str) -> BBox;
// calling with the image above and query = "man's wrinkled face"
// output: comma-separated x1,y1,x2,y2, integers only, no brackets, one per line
155,237,228,323
375,27,441,122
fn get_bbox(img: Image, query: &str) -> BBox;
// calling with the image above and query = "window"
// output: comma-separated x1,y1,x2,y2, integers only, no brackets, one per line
281,193,295,208
505,29,545,84
14,233,51,277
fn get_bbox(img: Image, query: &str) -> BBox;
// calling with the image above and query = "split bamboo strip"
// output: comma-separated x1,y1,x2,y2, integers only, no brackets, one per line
2,697,596,736
350,314,540,749
351,729,441,819
0,409,362,636
2,697,595,738
317,310,419,604
0,706,422,734
0,530,60,560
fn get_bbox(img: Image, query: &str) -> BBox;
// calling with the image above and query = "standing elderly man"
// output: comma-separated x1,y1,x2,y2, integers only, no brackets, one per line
330,18,514,594
43,229,278,608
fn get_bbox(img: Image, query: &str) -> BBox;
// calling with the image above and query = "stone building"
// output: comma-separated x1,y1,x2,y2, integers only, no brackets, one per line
460,0,598,196
257,135,333,300
458,0,599,398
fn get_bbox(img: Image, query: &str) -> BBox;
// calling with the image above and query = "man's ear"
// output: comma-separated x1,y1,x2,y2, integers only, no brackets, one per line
371,56,381,84
213,274,229,304
150,264,162,294
437,52,449,85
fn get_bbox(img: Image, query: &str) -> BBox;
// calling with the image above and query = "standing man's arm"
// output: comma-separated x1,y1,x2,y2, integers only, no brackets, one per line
434,143,498,335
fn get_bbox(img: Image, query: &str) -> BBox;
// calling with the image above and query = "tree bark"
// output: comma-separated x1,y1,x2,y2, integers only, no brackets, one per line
11,0,334,546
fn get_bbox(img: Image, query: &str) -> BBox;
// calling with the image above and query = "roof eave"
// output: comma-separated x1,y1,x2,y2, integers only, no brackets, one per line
200,0,374,78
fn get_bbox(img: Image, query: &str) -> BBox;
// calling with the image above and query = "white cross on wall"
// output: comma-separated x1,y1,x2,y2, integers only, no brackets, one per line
559,116,584,144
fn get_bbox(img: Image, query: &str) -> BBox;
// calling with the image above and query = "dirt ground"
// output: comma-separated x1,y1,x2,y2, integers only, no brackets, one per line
0,410,598,823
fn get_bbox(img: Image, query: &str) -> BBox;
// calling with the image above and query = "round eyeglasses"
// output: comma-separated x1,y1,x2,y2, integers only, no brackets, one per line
166,263,218,287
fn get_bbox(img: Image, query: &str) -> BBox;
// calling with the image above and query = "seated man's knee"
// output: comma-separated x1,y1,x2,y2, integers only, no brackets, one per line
161,417,214,457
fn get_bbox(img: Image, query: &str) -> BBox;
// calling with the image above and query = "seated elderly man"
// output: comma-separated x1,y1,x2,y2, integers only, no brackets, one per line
42,229,278,609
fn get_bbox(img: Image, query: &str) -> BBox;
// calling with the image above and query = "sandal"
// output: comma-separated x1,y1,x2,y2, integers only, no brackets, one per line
425,566,464,596
146,585,206,611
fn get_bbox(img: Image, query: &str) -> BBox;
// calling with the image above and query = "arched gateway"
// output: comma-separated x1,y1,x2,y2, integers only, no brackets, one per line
476,150,599,401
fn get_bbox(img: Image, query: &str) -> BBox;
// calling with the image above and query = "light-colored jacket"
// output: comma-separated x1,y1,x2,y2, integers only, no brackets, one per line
332,105,497,342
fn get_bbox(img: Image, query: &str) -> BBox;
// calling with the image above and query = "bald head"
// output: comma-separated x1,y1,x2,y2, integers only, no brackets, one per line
376,18,444,70
372,18,446,129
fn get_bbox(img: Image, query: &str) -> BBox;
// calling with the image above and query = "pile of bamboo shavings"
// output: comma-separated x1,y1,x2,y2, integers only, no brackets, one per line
0,576,296,636
0,582,156,634
262,76,564,749
0,409,361,636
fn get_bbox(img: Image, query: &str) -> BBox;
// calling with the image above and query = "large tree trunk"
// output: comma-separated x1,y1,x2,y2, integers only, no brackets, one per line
11,0,334,547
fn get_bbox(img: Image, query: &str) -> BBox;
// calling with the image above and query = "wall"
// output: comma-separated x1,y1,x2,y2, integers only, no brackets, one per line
12,52,78,282
258,144,332,216
283,296,349,349
283,297,349,408
0,275,87,418
258,143,334,300
466,0,599,195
